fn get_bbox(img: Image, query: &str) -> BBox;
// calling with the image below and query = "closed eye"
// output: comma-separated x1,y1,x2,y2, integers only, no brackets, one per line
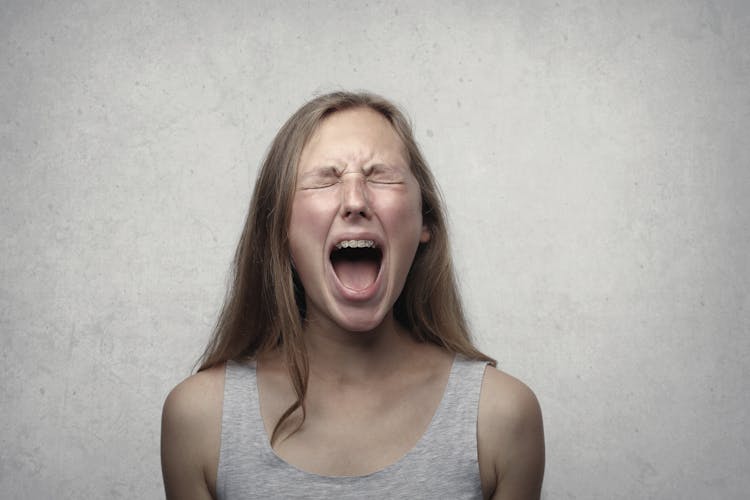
300,179,338,190
368,178,403,185
367,165,405,184
298,167,341,190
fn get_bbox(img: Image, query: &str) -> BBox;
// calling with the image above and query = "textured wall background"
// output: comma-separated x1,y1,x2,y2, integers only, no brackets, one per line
1,1,748,498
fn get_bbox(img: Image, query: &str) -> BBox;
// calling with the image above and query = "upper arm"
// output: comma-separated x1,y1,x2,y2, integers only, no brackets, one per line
478,367,545,500
161,366,224,500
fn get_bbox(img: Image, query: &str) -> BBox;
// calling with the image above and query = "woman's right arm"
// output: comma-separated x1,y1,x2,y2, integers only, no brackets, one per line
161,366,224,500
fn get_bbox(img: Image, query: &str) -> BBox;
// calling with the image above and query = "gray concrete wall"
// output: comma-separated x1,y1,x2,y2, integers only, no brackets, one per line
2,1,748,498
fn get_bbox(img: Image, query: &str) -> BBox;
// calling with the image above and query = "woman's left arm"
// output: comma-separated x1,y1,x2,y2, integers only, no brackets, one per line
478,367,545,500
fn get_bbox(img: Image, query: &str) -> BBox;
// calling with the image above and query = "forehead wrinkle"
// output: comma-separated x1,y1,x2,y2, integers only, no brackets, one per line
339,149,375,174
299,109,409,175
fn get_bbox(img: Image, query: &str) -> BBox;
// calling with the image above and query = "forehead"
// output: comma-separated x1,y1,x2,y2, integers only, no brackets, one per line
298,107,408,171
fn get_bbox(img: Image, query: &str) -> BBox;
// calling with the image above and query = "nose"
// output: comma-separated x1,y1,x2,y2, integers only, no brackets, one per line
339,172,371,220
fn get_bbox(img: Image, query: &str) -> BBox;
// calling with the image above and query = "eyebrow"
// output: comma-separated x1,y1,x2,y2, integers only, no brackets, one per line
298,165,341,178
366,163,399,173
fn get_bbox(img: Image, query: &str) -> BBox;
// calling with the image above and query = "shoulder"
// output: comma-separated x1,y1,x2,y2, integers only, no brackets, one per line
163,364,226,420
478,366,543,437
477,366,545,500
161,364,226,500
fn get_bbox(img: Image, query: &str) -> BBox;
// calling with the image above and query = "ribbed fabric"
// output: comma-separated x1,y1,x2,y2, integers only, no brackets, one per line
216,356,489,499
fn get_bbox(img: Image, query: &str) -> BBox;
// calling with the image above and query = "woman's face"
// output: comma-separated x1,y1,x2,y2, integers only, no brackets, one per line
289,107,430,333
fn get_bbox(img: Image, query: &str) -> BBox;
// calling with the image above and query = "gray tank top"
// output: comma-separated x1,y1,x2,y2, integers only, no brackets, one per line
217,355,489,499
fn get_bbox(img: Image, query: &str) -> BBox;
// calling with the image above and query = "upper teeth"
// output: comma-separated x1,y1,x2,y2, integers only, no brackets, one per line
335,239,376,249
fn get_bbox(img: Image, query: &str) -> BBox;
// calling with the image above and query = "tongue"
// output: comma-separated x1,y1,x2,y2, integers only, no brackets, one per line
333,259,379,290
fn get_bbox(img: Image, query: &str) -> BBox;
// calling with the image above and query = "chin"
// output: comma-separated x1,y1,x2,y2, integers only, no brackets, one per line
335,317,384,334
329,307,389,333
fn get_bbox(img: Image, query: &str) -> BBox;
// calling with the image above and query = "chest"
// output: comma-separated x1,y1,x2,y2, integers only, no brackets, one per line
216,359,490,500
260,372,448,476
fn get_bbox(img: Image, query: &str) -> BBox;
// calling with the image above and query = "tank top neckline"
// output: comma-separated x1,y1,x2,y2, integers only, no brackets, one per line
247,354,462,480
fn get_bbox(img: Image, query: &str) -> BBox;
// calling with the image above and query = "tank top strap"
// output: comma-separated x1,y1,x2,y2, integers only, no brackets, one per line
431,355,489,435
411,355,489,469
217,360,269,499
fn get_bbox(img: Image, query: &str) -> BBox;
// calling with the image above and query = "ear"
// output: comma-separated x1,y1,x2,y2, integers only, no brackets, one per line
420,224,431,243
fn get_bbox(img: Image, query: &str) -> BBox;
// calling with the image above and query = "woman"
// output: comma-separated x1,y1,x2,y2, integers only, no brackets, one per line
161,91,544,499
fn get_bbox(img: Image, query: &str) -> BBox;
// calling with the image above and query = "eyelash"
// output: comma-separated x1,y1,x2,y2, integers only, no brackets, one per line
370,179,402,185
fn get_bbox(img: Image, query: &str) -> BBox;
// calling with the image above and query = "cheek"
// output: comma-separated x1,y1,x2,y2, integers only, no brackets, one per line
290,195,326,240
288,208,316,288
289,201,309,264
375,192,424,235
288,194,335,268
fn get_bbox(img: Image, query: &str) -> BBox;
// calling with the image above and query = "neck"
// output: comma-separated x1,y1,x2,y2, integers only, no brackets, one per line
302,312,416,384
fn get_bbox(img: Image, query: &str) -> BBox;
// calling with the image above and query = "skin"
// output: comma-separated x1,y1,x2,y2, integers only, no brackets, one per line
289,107,430,334
161,108,545,499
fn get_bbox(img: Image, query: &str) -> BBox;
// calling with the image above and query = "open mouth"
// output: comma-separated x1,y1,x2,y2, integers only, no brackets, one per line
330,240,383,291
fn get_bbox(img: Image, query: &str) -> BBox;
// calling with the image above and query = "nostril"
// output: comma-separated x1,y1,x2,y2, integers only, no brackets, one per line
343,208,368,219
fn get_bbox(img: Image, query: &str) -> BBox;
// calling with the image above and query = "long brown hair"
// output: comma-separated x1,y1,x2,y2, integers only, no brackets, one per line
198,91,495,444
